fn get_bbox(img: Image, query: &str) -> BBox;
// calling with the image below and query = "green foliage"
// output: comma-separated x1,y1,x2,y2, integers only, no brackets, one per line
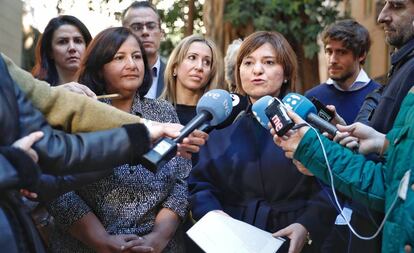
225,0,342,58
159,0,203,58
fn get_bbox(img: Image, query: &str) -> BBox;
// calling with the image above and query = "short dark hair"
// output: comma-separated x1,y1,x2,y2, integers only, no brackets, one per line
322,19,371,64
78,27,152,97
31,15,92,86
235,31,298,97
121,1,161,26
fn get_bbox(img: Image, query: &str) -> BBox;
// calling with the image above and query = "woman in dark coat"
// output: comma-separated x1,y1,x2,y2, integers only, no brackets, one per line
188,31,336,253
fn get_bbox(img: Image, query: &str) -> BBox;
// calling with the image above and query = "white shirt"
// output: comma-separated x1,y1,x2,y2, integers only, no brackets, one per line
326,69,371,92
145,57,161,99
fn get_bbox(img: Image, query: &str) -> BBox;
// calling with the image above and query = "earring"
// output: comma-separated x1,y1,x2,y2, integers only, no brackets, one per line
283,79,288,83
173,72,177,77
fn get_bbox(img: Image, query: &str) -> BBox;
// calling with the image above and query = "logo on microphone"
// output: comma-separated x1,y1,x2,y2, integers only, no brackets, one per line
205,92,221,100
223,99,231,116
271,115,284,132
230,93,240,106
283,94,302,110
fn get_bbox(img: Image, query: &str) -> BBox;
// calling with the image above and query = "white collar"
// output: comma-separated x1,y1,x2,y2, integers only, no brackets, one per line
326,69,371,91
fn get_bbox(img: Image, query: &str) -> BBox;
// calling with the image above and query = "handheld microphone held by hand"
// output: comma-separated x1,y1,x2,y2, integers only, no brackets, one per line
310,97,335,122
198,93,248,132
141,89,233,172
283,93,338,136
251,96,294,136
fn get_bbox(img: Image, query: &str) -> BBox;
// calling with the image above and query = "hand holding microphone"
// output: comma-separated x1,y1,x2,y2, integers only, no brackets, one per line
141,89,233,172
334,123,386,155
144,122,208,159
270,109,310,159
282,93,338,136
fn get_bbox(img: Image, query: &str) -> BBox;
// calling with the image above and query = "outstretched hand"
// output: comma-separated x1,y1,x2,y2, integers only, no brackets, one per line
334,122,385,155
59,82,97,99
292,159,314,176
177,130,208,159
12,131,44,163
270,110,309,159
14,131,44,200
325,105,346,126
146,122,208,159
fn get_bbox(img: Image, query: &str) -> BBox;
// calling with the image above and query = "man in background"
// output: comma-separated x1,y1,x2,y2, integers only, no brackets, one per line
122,1,165,99
305,19,381,253
306,19,380,125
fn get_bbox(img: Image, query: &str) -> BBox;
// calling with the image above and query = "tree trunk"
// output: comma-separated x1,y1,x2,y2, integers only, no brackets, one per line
290,40,320,93
203,0,254,54
185,0,195,36
203,0,320,93
203,0,225,53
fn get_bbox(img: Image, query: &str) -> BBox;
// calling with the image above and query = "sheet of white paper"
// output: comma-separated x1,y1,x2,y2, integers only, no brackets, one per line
187,211,285,253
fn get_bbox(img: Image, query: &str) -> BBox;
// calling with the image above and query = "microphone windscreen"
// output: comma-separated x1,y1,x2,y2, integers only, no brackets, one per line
282,93,317,119
215,93,248,129
252,95,274,129
196,89,233,126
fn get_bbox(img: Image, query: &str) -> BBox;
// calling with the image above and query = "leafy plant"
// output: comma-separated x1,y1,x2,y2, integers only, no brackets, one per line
225,0,342,58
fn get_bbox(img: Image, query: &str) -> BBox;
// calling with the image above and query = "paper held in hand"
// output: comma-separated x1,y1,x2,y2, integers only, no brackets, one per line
187,211,285,253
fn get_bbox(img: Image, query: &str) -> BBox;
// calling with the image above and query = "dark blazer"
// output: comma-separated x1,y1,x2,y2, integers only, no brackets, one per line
369,38,414,133
189,110,336,250
155,59,166,98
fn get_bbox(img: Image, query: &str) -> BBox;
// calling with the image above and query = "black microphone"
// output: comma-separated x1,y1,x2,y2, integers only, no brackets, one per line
283,93,338,136
140,89,233,172
252,95,294,136
198,93,248,133
310,97,335,122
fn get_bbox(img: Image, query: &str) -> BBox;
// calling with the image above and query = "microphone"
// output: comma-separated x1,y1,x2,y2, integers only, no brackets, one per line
283,93,338,136
141,89,233,172
198,93,248,132
252,96,294,136
252,95,274,129
310,97,335,122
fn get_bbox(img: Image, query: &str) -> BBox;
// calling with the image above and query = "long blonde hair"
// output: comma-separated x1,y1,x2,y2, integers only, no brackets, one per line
161,34,224,104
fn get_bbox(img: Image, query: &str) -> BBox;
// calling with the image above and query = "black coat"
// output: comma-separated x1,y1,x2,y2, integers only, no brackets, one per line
0,55,150,176
0,54,150,253
368,38,414,133
189,111,336,251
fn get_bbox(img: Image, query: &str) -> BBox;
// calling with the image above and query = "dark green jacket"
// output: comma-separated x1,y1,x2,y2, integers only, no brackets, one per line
294,90,414,253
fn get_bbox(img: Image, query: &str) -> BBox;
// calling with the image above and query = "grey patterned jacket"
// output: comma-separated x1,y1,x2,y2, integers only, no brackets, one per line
47,95,191,253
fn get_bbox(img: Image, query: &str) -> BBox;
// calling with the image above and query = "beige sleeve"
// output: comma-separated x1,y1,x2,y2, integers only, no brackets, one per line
2,53,143,133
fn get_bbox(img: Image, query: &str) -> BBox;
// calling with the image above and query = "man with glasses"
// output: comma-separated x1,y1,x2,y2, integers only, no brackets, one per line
122,1,165,99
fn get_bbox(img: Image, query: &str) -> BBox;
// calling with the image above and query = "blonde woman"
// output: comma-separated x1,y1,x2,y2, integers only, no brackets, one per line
161,34,224,125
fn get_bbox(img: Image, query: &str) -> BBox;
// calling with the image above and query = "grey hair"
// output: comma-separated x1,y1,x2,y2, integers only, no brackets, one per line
224,39,242,92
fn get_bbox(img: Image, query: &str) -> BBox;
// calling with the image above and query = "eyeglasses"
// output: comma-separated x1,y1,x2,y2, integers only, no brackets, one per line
130,22,159,32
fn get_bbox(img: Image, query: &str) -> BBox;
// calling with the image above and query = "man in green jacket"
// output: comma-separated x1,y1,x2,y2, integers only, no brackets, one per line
272,86,414,253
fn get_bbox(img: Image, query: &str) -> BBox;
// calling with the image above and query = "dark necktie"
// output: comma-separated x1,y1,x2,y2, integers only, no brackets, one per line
152,67,157,77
